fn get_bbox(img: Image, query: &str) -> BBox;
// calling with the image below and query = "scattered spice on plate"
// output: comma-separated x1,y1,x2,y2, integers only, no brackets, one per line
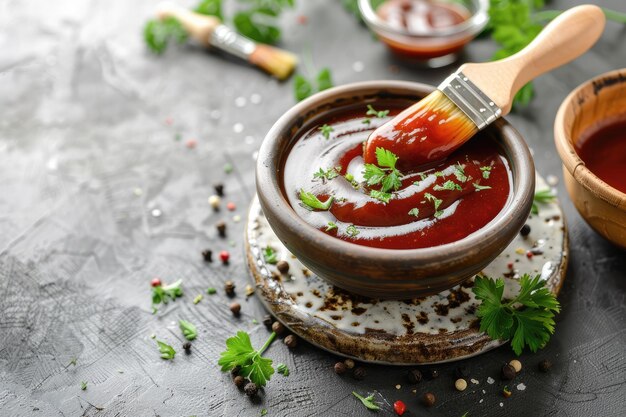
426,369,439,380
344,359,355,369
334,362,347,375
224,280,236,296
80,381,87,391
234,375,245,388
224,163,234,174
179,320,197,340
207,287,217,295
284,334,298,349
455,378,468,391
185,138,197,149
151,277,162,287
422,392,436,407
501,364,516,381
271,321,285,335
214,183,224,196
276,260,290,274
245,284,255,297
407,369,422,383
520,224,531,237
244,382,258,397
276,363,289,376
182,341,192,353
193,294,203,304
156,340,176,360
230,302,241,316
219,250,230,264
509,359,522,373
208,195,221,210
262,315,273,329
202,249,213,262
218,331,277,388
502,386,512,398
216,221,227,237
227,202,236,211
393,400,406,415
352,391,380,411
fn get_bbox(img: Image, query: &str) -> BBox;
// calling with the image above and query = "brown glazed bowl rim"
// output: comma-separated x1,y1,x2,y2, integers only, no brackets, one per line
256,80,534,269
554,68,626,207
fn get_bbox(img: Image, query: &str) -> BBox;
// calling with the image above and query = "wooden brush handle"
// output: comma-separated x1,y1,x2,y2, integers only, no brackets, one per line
461,5,606,115
156,2,221,47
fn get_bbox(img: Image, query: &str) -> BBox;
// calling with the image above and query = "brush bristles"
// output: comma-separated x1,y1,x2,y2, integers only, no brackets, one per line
248,45,298,80
417,90,478,143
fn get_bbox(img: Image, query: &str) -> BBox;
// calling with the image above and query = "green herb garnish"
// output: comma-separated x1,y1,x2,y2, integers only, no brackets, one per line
152,279,183,307
370,190,391,204
473,183,492,191
362,118,371,125
299,190,334,211
532,189,556,214
233,0,294,44
207,287,217,295
276,363,290,376
326,221,338,232
408,208,419,217
179,320,198,341
156,340,176,360
263,247,278,264
313,166,340,181
473,274,560,355
261,409,268,416
366,104,390,118
80,381,88,391
294,68,334,101
319,124,334,139
434,180,462,191
218,331,276,387
424,193,443,216
346,224,359,237
363,147,403,193
480,166,492,179
143,17,189,54
193,294,203,304
352,391,380,411
454,163,467,183
195,0,223,19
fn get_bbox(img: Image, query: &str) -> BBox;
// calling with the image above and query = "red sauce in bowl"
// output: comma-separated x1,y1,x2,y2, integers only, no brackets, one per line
576,115,626,194
282,103,512,249
375,0,472,59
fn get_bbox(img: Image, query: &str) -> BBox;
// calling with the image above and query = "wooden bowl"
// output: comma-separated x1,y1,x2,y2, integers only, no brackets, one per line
554,69,626,249
256,81,535,299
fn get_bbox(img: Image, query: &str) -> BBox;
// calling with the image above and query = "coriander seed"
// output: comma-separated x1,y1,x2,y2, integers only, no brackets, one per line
422,392,436,407
344,359,355,369
538,359,552,373
244,382,258,397
284,334,298,348
352,366,367,380
509,359,522,373
501,363,516,380
455,378,467,391
229,302,241,316
276,260,290,274
334,362,347,375
271,321,285,335
208,195,221,210
233,375,245,388
224,280,235,296
407,369,422,384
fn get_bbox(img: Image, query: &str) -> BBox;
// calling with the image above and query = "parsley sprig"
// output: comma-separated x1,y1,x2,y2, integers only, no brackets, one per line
366,104,390,118
352,391,380,411
294,68,333,101
532,189,556,215
473,274,560,355
299,190,334,211
157,340,177,360
144,17,189,54
313,166,341,182
152,279,183,308
363,147,403,201
263,246,278,264
179,320,198,341
218,331,277,387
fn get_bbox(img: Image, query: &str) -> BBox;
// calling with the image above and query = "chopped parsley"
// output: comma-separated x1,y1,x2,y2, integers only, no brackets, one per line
80,381,88,391
434,180,462,191
363,147,403,193
408,208,419,217
370,190,391,204
156,340,176,360
473,274,560,355
179,320,198,341
480,166,492,179
299,190,334,211
276,363,290,376
151,279,183,308
362,118,371,125
263,247,278,264
143,17,189,54
206,287,217,295
319,124,334,139
346,225,360,237
294,68,334,101
424,192,443,214
326,221,338,232
366,104,390,118
454,163,468,182
313,166,340,181
352,391,380,411
218,331,277,387
473,183,492,191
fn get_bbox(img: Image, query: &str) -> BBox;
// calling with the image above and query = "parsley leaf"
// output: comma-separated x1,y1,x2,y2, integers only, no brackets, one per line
232,0,294,45
472,274,560,355
263,247,278,264
473,183,492,191
293,68,334,101
152,279,183,307
80,381,88,390
532,189,556,214
144,17,189,54
319,124,334,139
346,224,359,237
313,166,340,181
299,190,334,211
480,166,492,179
434,180,462,191
363,147,403,193
366,104,390,118
352,391,380,411
218,331,277,387
195,0,222,19
326,221,338,232
454,163,467,183
276,363,290,376
370,190,391,204
179,320,198,341
408,208,419,217
157,340,176,360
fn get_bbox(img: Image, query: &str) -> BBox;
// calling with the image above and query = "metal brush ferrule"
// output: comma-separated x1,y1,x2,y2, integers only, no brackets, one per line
438,70,502,130
209,25,256,60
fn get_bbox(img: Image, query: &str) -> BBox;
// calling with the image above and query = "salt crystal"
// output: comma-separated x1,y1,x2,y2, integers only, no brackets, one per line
479,399,483,404
235,97,247,107
233,123,244,133
516,383,526,391
395,384,401,389
133,187,143,196
471,378,479,384
487,377,495,384
151,208,162,217
500,402,504,407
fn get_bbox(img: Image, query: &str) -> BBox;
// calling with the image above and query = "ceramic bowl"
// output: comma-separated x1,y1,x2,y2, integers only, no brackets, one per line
256,81,535,299
554,69,626,249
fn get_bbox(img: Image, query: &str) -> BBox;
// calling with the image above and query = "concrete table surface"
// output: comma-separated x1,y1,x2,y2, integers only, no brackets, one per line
0,0,624,416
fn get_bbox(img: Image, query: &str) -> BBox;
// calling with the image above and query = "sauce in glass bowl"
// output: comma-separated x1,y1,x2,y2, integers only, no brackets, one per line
282,103,512,249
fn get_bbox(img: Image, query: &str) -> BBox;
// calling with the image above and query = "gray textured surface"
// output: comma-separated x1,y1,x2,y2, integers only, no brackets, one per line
1,0,625,416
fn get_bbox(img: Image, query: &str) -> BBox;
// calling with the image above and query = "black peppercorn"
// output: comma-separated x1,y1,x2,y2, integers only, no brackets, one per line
538,359,552,373
231,365,241,377
201,249,213,262
284,334,298,348
353,366,367,380
276,260,290,274
520,224,531,237
262,315,273,329
271,321,285,335
334,362,347,375
214,183,224,197
233,375,245,388
224,280,235,297
454,366,468,379
230,302,241,316
426,368,439,380
244,382,258,397
182,341,191,353
501,363,516,380
216,221,227,238
422,392,436,407
407,369,422,384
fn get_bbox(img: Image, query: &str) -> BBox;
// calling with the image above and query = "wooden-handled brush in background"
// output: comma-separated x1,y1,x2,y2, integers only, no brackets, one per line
364,4,606,171
156,2,297,80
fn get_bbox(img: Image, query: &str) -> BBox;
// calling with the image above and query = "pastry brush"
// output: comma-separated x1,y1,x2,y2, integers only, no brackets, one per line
364,4,606,171
156,2,297,80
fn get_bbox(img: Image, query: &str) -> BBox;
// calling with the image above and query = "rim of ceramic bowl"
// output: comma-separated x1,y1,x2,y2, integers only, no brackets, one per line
357,0,490,38
256,80,534,268
554,68,626,207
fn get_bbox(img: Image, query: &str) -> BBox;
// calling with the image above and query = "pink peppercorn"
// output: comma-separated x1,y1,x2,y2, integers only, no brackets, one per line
151,278,162,287
185,138,197,149
526,251,534,259
220,250,230,264
227,202,236,211
393,400,406,415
